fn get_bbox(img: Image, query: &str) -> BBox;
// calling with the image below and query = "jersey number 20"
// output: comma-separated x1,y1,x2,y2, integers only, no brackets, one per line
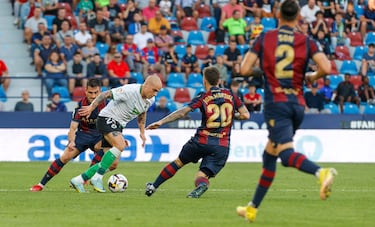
206,103,233,128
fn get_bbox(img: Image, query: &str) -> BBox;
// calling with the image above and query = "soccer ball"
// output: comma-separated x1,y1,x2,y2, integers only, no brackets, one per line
107,174,128,193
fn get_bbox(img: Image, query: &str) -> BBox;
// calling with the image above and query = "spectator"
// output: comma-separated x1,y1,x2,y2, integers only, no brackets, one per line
316,30,332,58
34,34,58,77
259,0,276,18
13,0,28,25
104,44,118,64
299,20,312,36
122,0,141,29
59,35,80,64
44,51,68,97
52,8,67,34
320,78,334,103
20,0,41,27
159,0,172,17
41,0,59,16
231,62,245,85
74,22,93,47
107,0,122,22
181,44,200,78
361,43,375,77
107,52,133,88
249,15,264,40
135,0,150,10
304,83,325,113
142,0,159,22
244,82,262,112
45,92,67,112
122,34,142,73
230,80,244,102
148,10,171,35
221,0,244,24
241,0,260,17
109,17,125,44
14,89,34,112
54,20,74,48
202,48,217,69
344,2,358,33
77,0,94,22
317,0,335,19
334,73,360,113
88,9,111,46
141,39,166,81
87,53,109,87
81,39,99,62
212,0,229,28
311,11,329,39
162,43,180,74
213,55,228,87
154,96,170,115
0,59,10,93
154,25,173,53
330,13,350,50
175,0,198,23
95,0,110,8
134,21,154,50
360,4,375,38
300,0,320,24
223,40,242,71
67,51,88,94
358,76,375,104
222,9,249,45
24,7,47,47
127,12,143,35
32,22,50,50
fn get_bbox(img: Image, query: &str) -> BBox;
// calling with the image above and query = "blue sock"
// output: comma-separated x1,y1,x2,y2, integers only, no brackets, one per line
279,148,320,175
252,151,277,208
153,161,180,188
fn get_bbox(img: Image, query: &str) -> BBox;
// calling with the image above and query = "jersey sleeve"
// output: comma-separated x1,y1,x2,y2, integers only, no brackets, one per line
188,92,204,110
308,37,323,58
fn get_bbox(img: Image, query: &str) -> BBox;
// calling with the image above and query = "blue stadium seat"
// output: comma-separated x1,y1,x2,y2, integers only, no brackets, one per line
365,32,375,45
167,73,186,88
44,15,55,31
130,72,144,83
187,30,205,45
343,103,360,114
175,45,186,59
101,86,109,92
194,87,205,97
352,46,367,61
51,86,71,103
187,73,203,89
214,44,227,56
116,43,123,53
257,88,264,100
340,60,358,75
96,42,109,59
166,101,177,112
200,17,217,32
261,18,277,32
364,104,375,114
354,4,365,17
329,75,344,88
368,76,375,86
0,86,7,102
240,88,249,95
324,103,340,114
238,44,249,56
244,17,254,25
155,87,171,101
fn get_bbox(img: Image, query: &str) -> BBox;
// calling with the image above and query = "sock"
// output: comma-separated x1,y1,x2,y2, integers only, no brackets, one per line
82,163,100,181
40,158,65,185
97,147,121,175
90,149,104,167
195,177,209,187
279,148,320,175
252,151,277,208
153,161,181,188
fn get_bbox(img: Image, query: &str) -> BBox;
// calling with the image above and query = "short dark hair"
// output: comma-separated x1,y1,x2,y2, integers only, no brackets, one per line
280,0,300,22
231,80,240,87
87,78,102,87
203,67,220,86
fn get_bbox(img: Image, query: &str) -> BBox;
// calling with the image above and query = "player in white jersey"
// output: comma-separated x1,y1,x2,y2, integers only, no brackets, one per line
70,76,163,193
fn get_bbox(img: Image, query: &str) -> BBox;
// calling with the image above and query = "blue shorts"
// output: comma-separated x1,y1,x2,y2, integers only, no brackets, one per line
178,138,229,177
264,102,305,144
74,130,103,154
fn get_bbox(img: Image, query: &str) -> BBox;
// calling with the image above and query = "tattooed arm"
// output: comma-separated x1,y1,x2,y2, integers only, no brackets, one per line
138,112,147,147
78,90,113,117
146,106,192,130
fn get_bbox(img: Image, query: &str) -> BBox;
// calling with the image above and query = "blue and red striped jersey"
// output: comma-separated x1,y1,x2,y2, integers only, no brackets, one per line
250,25,322,106
188,87,244,147
72,97,106,132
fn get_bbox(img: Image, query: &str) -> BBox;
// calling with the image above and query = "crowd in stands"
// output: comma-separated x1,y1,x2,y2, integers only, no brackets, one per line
2,0,375,114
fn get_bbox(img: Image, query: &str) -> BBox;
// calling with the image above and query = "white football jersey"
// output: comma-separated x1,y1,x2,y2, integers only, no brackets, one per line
99,84,155,127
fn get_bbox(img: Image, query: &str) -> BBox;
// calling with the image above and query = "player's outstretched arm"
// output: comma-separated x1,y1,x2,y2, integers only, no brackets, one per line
78,90,113,116
146,106,192,130
138,112,147,147
240,52,259,77
235,106,250,120
67,121,79,150
307,52,331,83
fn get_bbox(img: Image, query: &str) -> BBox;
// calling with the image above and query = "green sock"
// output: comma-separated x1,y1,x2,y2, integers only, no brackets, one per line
82,163,99,181
97,148,120,175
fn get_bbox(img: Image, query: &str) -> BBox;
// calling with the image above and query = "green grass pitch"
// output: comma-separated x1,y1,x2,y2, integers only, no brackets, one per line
0,162,374,227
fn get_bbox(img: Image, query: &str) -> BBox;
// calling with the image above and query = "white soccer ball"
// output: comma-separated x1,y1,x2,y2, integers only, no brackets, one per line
107,174,128,193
